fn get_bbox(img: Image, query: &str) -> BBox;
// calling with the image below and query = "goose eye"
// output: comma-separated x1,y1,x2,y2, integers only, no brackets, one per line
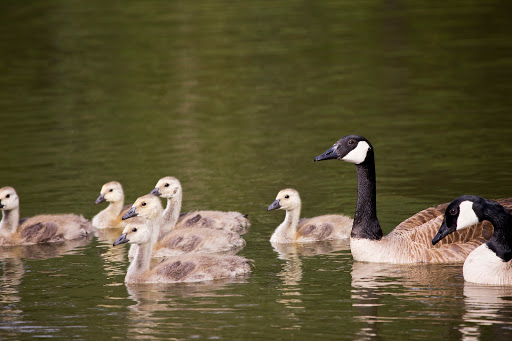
348,139,355,146
284,195,289,199
6,194,10,198
142,202,147,206
132,228,137,232
164,183,169,187
449,208,458,215
109,189,113,192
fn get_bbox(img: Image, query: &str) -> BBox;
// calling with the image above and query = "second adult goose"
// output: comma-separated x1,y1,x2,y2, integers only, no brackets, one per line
150,176,250,236
314,135,512,264
267,188,353,243
432,195,512,285
122,195,246,257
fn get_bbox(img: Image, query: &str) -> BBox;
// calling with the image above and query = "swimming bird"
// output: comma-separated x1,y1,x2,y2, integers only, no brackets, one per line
314,135,509,263
0,186,92,245
122,194,246,257
149,176,250,236
92,181,132,229
113,222,251,284
432,195,512,285
267,188,353,243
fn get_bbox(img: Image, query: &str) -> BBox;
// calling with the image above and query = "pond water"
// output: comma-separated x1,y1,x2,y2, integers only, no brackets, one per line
1,1,512,340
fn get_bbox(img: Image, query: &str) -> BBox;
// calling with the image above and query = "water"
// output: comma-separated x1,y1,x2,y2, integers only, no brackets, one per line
1,1,512,339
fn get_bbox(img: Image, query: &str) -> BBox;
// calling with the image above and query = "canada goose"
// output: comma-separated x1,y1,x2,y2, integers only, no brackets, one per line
113,222,251,284
432,195,512,285
122,194,246,257
92,181,133,229
0,186,92,245
314,135,511,264
150,176,250,236
267,188,352,243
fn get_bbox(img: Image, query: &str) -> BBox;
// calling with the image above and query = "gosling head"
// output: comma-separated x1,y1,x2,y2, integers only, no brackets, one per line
267,189,301,212
95,181,124,205
0,186,20,211
150,176,182,200
314,135,373,165
122,194,163,221
113,223,152,246
432,195,484,245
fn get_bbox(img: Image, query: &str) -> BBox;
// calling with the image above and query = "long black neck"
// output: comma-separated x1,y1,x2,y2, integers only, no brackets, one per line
484,201,512,262
351,151,383,240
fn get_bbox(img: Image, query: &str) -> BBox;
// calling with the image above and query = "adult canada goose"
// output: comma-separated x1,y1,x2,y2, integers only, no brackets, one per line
267,188,353,243
93,181,139,229
432,195,512,285
150,176,250,236
113,222,251,284
0,186,92,245
122,195,246,257
314,135,511,263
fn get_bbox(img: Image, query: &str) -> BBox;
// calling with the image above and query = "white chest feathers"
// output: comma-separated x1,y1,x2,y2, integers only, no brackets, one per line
463,244,512,285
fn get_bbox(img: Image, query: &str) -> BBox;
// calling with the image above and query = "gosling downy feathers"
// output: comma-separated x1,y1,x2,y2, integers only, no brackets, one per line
433,195,512,285
113,222,251,284
92,181,134,229
267,188,353,243
314,135,512,264
0,186,92,245
121,194,246,257
150,176,250,236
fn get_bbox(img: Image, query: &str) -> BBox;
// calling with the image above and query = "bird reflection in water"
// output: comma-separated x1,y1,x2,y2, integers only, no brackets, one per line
272,240,350,329
350,261,463,340
124,277,249,337
459,284,512,340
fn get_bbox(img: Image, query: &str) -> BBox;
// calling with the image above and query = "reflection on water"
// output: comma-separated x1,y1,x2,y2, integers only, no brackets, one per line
272,241,350,331
460,284,512,341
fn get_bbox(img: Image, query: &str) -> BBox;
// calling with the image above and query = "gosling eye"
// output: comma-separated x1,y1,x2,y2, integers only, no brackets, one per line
164,183,169,187
284,195,289,199
131,228,137,232
109,189,113,192
348,139,356,146
6,194,10,198
141,202,147,206
449,208,458,215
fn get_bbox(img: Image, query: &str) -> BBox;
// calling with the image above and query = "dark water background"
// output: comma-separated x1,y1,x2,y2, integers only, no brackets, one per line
1,1,512,339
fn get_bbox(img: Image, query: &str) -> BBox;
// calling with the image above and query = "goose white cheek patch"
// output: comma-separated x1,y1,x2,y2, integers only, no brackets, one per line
457,201,480,230
342,141,370,164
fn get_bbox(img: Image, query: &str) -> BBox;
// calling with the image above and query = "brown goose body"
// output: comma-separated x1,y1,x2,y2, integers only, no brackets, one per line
350,201,512,264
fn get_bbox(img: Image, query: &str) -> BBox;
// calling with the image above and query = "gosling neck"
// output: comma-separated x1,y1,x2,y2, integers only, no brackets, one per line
272,206,301,243
352,152,383,240
106,200,124,217
483,201,512,262
161,193,182,235
126,230,157,282
0,207,20,236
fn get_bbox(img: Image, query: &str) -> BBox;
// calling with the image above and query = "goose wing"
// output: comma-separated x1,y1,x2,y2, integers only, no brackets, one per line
389,198,512,263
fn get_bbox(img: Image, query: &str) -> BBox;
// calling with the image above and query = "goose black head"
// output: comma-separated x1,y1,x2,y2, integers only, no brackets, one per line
432,195,484,245
314,135,373,165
